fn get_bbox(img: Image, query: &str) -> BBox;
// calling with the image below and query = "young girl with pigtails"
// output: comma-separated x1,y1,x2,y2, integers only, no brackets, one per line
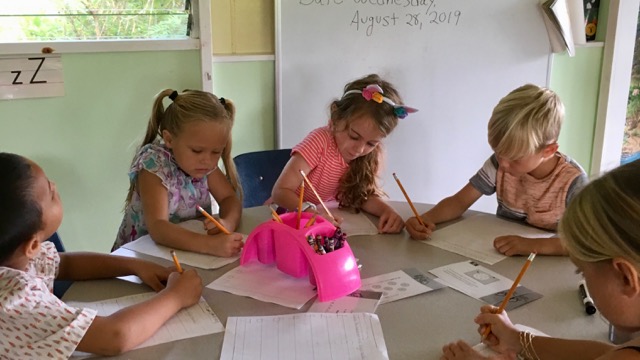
112,89,244,257
272,74,418,234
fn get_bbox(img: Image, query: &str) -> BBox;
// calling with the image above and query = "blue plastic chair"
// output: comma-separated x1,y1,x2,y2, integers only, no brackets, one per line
47,232,73,298
233,149,291,208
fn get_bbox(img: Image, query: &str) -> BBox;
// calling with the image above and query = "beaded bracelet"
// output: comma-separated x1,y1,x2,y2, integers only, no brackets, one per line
518,331,540,360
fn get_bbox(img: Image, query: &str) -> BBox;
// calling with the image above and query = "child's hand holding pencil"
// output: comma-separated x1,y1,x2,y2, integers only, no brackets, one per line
472,304,521,353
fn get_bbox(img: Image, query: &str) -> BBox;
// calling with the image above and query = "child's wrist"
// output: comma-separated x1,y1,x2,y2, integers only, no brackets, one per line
301,201,316,212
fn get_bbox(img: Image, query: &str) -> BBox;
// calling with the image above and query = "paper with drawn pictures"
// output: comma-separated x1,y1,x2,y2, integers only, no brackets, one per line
307,289,382,314
121,220,241,270
359,268,445,305
207,261,317,309
429,261,542,311
473,324,548,355
326,201,379,236
221,313,389,360
422,213,554,265
68,293,223,355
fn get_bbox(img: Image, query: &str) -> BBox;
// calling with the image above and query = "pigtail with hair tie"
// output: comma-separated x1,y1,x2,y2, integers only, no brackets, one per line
219,97,226,106
169,90,178,101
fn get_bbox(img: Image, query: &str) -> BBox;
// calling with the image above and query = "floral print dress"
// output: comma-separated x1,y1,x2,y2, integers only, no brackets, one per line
113,142,212,251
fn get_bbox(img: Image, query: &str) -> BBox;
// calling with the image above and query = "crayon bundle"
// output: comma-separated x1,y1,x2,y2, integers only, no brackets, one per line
306,227,347,255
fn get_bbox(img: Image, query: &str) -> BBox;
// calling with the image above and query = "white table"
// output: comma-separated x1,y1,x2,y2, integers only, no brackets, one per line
64,202,609,359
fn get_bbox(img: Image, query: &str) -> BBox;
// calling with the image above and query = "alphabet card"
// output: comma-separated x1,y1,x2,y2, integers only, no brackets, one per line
0,54,64,100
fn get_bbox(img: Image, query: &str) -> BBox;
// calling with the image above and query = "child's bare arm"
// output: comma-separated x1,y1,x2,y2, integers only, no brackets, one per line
494,236,568,256
58,253,169,291
137,170,242,257
361,196,404,233
272,154,312,210
423,183,482,224
207,168,242,233
76,270,202,356
406,183,481,240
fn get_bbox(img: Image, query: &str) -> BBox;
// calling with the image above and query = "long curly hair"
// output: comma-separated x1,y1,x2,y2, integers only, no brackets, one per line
330,74,404,209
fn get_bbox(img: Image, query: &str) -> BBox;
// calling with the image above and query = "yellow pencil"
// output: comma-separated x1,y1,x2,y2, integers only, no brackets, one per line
269,205,283,223
170,250,183,274
482,253,536,339
196,205,231,235
304,213,317,228
392,173,425,227
296,181,304,229
299,170,335,222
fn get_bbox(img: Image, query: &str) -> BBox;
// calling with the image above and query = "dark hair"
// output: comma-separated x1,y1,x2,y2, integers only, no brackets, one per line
330,74,403,209
0,153,43,265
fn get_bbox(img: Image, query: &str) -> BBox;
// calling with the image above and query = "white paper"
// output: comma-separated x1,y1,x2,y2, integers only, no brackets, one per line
307,289,382,313
422,213,554,265
326,201,379,236
221,313,389,360
207,261,317,309
121,220,241,270
68,293,223,354
541,0,576,56
473,324,548,355
360,269,445,305
429,261,520,299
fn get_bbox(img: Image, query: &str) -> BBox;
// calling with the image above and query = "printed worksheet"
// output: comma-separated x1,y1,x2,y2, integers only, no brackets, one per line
326,201,379,236
360,268,445,304
423,213,554,265
429,261,542,311
68,293,223,351
207,261,317,309
220,313,389,360
123,235,239,270
307,289,382,313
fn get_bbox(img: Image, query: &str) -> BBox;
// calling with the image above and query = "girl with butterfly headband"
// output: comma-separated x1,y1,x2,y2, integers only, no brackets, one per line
272,73,418,233
113,89,244,257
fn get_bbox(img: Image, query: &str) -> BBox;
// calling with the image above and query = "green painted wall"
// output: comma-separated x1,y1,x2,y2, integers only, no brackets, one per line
551,46,604,172
0,51,201,253
212,61,275,155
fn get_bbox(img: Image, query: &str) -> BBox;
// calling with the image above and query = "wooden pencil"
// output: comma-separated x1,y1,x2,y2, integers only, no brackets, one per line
196,205,231,235
482,253,536,339
296,181,304,229
392,173,425,226
299,170,335,222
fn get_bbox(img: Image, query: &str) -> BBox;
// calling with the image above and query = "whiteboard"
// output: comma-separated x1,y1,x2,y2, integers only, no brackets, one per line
276,0,551,213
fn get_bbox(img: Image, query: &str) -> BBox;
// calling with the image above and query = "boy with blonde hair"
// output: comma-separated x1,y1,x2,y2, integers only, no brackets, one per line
406,84,587,256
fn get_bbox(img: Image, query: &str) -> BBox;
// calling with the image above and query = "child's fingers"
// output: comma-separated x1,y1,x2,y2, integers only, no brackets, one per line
147,277,165,293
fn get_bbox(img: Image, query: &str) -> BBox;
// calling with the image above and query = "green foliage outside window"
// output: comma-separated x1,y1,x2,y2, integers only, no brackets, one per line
0,0,189,42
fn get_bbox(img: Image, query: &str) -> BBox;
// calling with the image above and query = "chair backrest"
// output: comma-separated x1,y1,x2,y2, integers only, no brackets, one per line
233,149,291,208
46,232,72,298
47,232,66,252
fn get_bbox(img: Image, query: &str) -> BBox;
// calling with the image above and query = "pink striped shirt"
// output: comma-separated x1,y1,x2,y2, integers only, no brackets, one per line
293,126,349,203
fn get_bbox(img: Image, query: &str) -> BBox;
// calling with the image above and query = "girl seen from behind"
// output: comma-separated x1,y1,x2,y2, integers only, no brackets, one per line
113,89,244,257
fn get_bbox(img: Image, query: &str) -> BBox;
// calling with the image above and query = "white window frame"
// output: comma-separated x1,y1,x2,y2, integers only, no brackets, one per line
0,0,213,91
591,0,639,175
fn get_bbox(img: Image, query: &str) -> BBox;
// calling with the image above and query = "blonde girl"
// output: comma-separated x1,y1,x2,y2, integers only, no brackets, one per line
113,89,243,257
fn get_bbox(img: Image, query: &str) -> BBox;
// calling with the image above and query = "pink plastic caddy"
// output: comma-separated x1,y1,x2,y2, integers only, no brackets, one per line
240,212,361,302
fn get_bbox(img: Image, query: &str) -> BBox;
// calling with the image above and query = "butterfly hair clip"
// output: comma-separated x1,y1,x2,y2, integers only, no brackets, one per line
342,84,418,119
